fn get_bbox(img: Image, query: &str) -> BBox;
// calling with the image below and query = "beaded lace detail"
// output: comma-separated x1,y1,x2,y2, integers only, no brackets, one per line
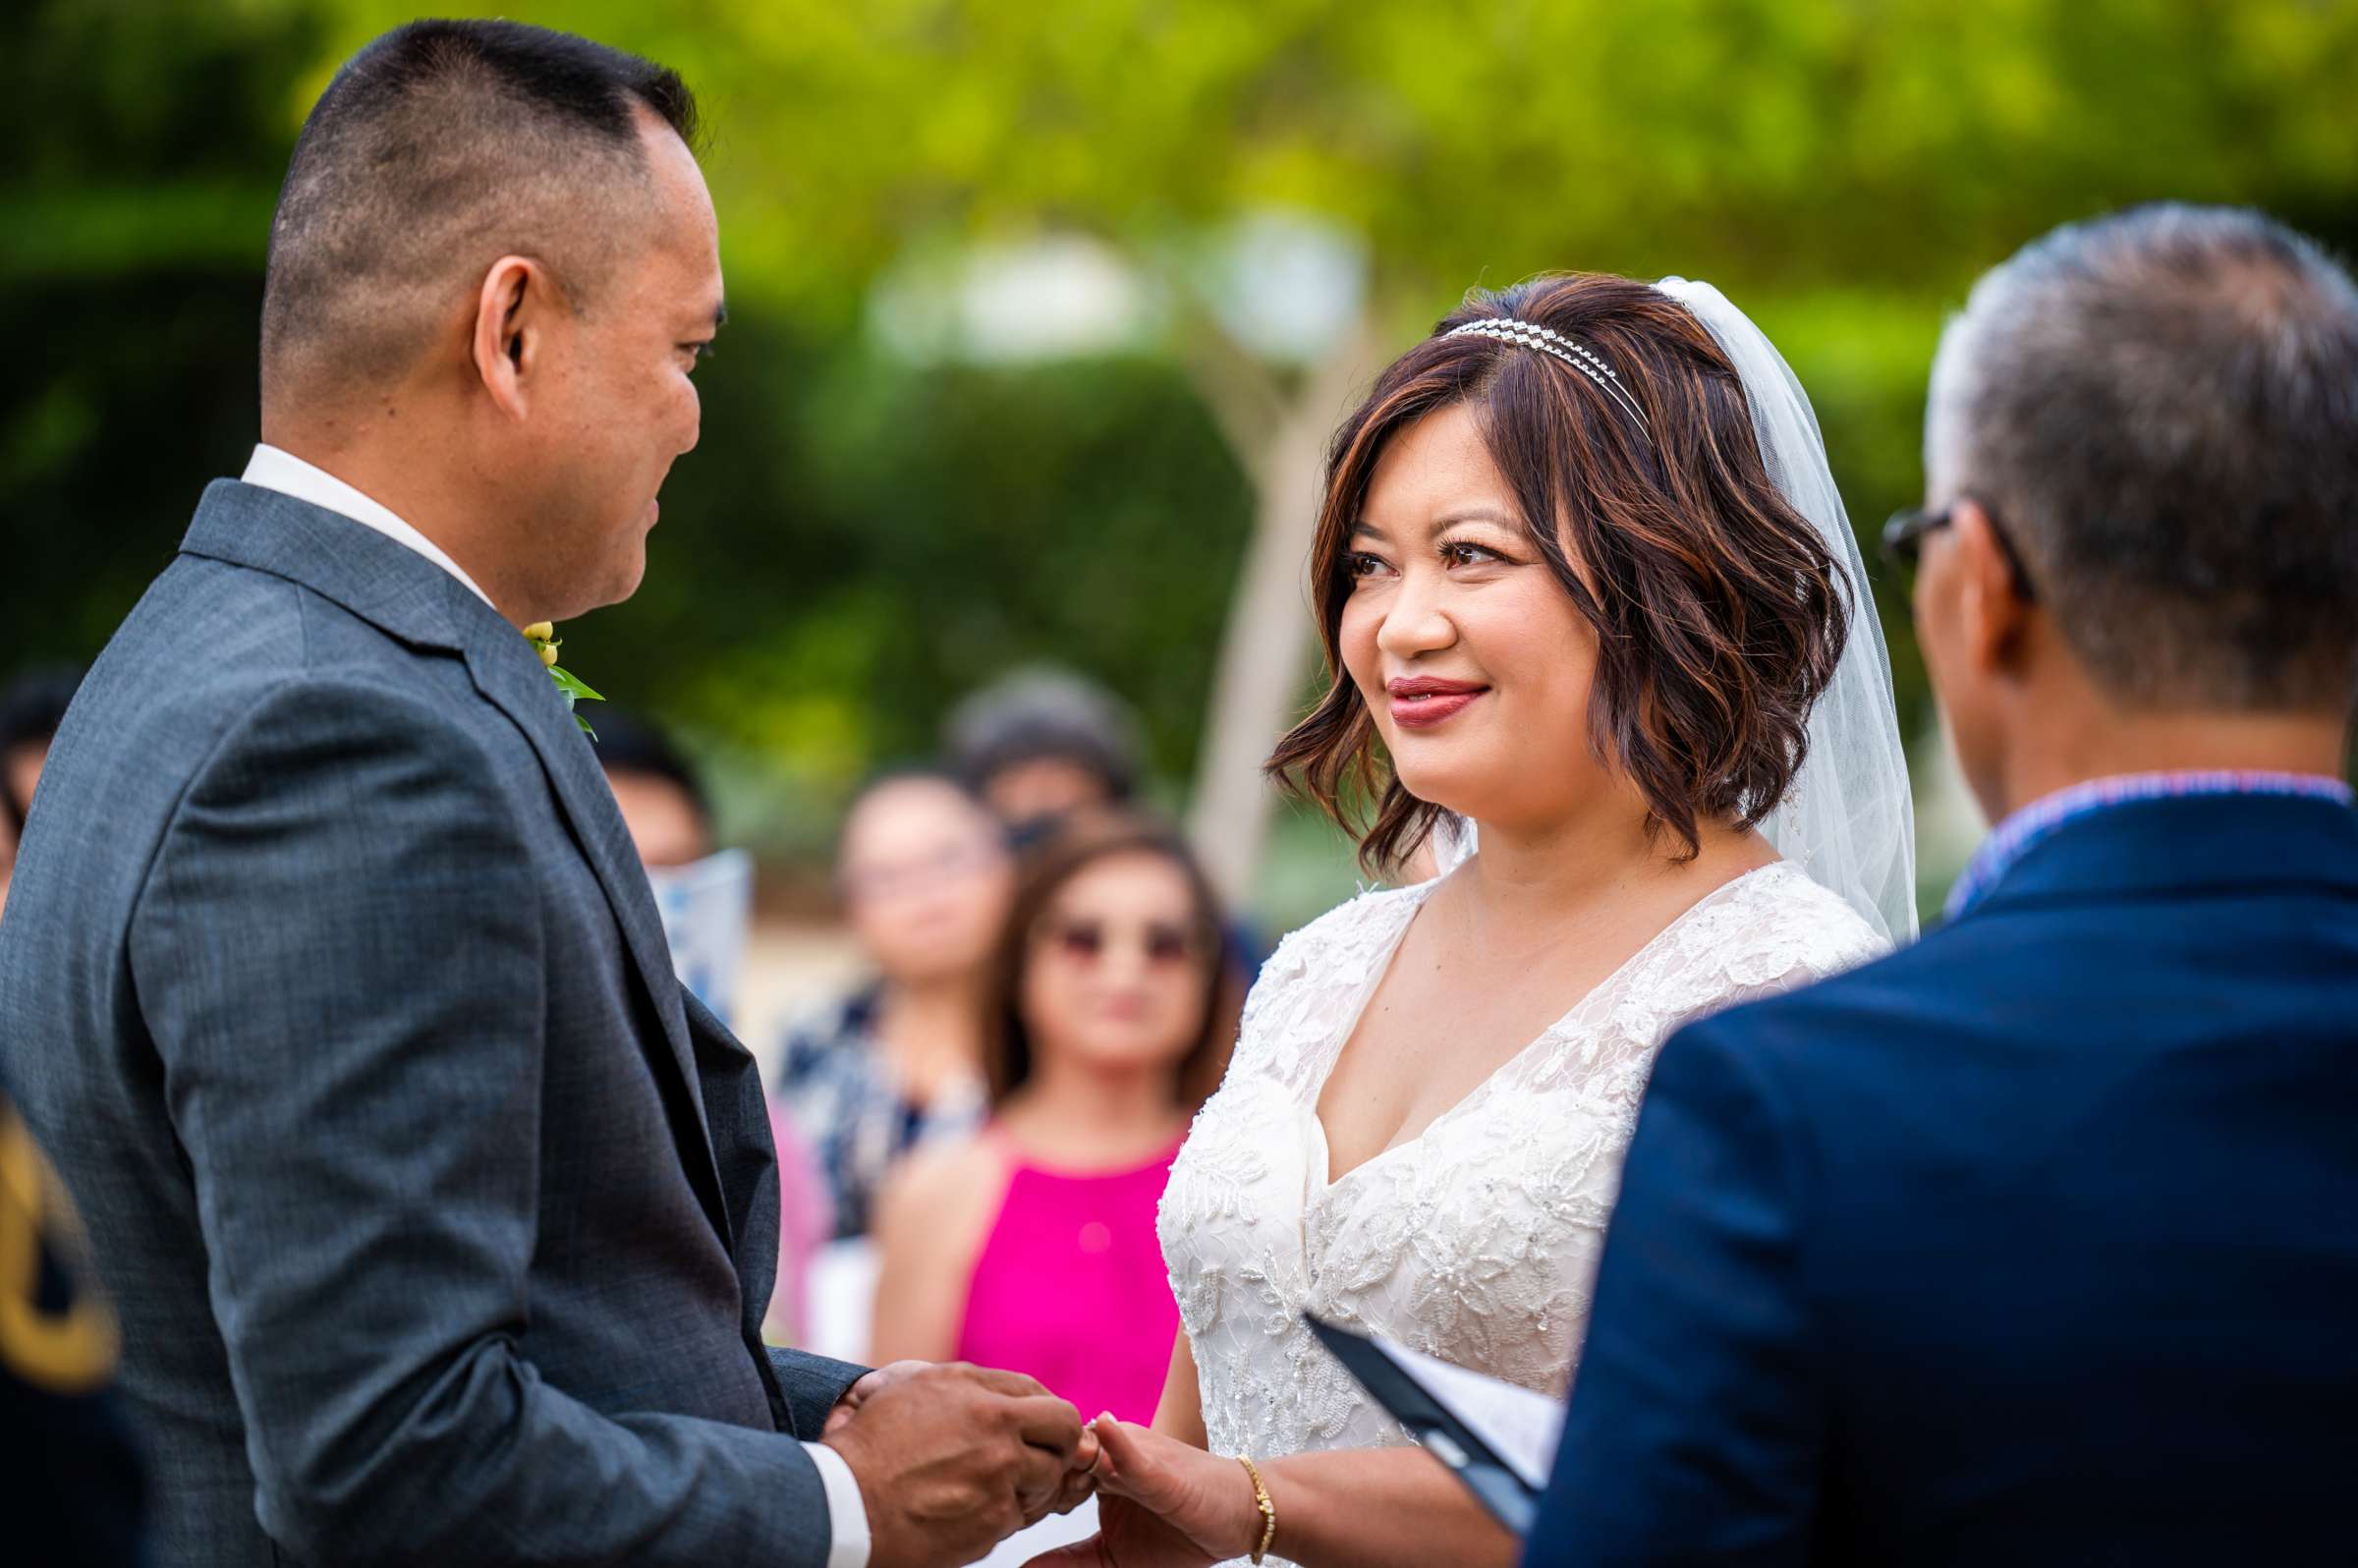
1156,862,1883,1565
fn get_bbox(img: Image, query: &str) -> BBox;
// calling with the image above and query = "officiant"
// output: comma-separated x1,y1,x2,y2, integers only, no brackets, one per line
1528,201,2358,1567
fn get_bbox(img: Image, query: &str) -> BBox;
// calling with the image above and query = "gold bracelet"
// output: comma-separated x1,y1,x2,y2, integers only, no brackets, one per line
1235,1453,1277,1565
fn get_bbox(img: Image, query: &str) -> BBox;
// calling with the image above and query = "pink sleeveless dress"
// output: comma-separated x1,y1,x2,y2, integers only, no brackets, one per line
954,1130,1185,1425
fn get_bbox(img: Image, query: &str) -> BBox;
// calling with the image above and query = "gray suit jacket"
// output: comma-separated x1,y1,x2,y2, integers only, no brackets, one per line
0,480,867,1566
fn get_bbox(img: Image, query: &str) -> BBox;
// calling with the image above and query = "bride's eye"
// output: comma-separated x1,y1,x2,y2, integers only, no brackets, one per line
1343,551,1393,582
1440,540,1507,568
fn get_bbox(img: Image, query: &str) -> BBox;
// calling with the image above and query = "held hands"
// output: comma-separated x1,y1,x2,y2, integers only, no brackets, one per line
1023,1417,1264,1568
821,1362,1101,1568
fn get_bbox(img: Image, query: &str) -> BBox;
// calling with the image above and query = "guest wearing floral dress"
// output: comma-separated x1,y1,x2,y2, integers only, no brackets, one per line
772,771,1015,1239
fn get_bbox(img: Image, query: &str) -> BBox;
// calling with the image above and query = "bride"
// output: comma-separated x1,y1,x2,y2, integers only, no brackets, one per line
1028,273,1914,1568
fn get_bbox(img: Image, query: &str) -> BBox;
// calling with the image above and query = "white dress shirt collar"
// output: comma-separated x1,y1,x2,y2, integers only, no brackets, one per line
240,444,497,610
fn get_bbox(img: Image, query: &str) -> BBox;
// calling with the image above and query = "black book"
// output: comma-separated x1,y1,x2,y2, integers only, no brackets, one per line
1303,1314,1565,1539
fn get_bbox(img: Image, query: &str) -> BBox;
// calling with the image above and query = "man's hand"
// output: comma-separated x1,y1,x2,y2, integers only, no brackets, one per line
824,1359,930,1437
822,1363,1097,1568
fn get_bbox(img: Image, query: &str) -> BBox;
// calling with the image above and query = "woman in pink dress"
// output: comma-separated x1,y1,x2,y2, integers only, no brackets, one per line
870,812,1243,1424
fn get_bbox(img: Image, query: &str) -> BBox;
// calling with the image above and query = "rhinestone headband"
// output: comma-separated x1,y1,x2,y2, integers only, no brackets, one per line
1444,318,1652,439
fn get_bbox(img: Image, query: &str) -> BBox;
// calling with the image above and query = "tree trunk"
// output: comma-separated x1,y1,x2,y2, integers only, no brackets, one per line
1185,322,1377,909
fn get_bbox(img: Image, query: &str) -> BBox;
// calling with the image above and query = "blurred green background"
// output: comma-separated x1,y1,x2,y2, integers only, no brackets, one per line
6,0,2355,927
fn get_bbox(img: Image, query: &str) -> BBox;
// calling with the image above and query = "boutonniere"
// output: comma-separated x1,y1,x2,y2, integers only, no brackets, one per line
522,622,604,740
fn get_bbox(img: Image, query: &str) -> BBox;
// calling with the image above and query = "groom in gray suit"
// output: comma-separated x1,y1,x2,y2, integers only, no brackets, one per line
0,21,1090,1568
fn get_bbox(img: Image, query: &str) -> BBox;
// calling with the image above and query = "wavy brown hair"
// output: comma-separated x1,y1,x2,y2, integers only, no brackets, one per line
1267,273,1852,877
982,812,1243,1110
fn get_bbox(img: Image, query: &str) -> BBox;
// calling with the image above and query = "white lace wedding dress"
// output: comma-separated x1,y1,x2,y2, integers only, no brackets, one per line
1155,861,1884,1565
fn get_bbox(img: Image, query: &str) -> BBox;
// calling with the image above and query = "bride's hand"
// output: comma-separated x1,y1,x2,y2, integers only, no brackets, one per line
1022,1416,1265,1568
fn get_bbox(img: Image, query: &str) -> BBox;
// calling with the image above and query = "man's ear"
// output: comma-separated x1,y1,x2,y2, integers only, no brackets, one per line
470,255,554,420
1950,498,2034,680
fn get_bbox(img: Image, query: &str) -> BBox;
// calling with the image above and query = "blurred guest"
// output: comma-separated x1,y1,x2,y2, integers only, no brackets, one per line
0,664,84,919
774,770,1015,1240
869,813,1238,1425
950,667,1275,984
595,705,715,868
0,663,80,825
596,707,756,1023
946,667,1146,842
595,708,827,1344
1530,204,2358,1565
1,1074,145,1566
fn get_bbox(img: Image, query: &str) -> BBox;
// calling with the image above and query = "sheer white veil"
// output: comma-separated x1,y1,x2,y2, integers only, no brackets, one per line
1434,277,1917,944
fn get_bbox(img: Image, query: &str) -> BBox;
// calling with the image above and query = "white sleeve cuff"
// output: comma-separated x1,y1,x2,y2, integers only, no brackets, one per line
803,1440,871,1568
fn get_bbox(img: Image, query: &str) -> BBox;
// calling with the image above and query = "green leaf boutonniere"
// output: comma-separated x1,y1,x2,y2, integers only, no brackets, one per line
522,622,605,740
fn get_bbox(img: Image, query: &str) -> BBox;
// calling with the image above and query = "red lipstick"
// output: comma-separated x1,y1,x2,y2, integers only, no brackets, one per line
1386,675,1488,729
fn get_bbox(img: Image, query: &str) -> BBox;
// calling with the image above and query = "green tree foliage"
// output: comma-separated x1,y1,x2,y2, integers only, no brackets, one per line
594,319,1254,859
6,0,2355,901
2,3,323,657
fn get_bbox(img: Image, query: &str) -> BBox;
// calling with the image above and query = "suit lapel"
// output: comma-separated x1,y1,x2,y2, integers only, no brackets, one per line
462,627,730,1238
680,987,798,1427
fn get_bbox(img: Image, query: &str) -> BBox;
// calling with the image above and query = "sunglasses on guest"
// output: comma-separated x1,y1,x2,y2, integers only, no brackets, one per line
1038,917,1210,969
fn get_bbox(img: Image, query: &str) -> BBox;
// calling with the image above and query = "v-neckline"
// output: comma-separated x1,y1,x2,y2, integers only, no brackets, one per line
1305,861,1786,1195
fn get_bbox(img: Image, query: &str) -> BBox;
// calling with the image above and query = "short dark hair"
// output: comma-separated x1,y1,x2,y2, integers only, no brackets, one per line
261,20,698,402
982,812,1241,1111
1,663,84,836
1267,273,1851,876
1931,203,2358,709
590,707,710,831
945,669,1144,804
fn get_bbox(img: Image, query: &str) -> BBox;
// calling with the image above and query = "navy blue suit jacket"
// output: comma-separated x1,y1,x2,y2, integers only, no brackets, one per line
1524,793,2358,1566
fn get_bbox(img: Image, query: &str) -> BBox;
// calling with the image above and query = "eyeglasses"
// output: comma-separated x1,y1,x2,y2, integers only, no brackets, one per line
839,839,1005,903
1881,499,2039,603
1039,917,1207,970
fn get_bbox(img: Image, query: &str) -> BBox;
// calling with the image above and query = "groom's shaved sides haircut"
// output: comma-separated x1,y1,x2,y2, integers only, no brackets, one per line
260,20,699,407
1930,204,2358,710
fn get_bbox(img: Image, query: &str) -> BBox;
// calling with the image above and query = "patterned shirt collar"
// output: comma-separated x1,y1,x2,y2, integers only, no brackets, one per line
1944,769,2357,923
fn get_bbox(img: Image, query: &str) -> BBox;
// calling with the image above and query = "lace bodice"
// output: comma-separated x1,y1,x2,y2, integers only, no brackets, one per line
1157,861,1884,1559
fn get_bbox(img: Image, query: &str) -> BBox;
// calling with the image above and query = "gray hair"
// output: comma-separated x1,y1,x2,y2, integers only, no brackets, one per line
945,667,1145,801
1927,203,2358,710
